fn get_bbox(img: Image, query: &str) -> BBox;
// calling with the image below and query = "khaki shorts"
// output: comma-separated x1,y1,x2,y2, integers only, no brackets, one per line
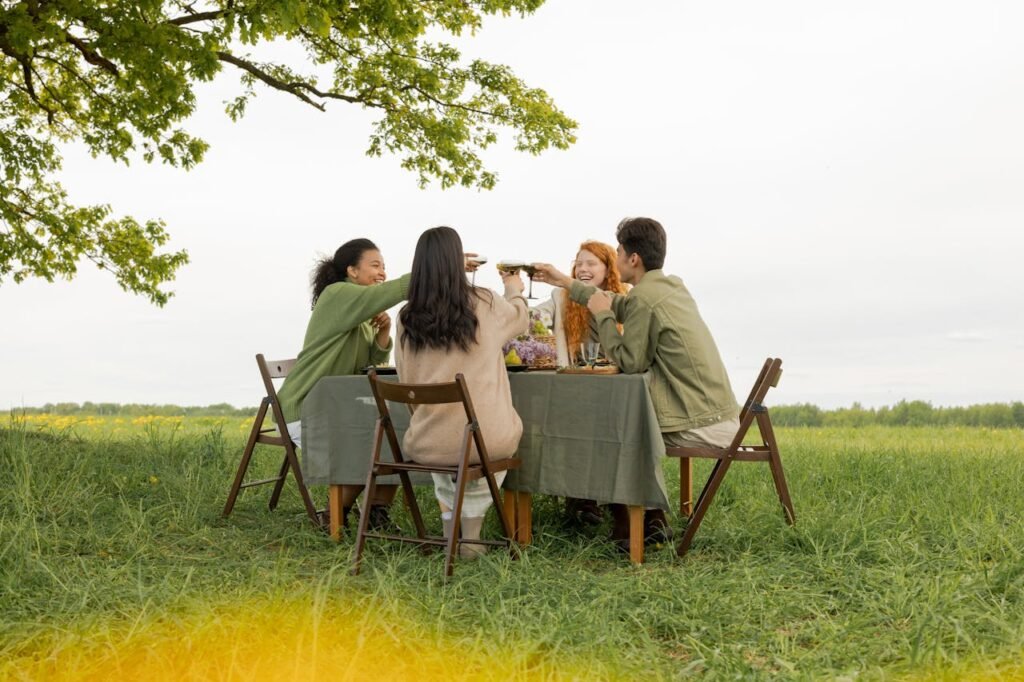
662,417,740,450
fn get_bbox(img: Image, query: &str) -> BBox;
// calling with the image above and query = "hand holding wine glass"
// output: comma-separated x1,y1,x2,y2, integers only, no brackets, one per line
497,263,524,295
529,263,572,288
465,253,487,284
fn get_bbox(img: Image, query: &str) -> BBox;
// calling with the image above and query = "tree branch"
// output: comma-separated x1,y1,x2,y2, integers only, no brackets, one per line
166,11,227,27
215,51,364,110
63,32,120,76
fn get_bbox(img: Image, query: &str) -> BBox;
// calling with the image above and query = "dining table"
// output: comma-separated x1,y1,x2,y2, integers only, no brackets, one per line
300,370,671,563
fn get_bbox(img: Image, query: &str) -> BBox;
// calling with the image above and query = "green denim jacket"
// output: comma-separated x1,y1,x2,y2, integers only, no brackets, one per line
570,269,738,432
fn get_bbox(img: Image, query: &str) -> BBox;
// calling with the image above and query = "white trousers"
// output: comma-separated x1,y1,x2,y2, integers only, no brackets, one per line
431,471,507,519
283,420,302,449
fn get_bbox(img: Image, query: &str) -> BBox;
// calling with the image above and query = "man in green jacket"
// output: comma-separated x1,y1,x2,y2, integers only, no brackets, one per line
533,217,739,550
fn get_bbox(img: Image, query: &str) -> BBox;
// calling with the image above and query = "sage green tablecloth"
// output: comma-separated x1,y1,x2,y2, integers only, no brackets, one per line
300,372,670,510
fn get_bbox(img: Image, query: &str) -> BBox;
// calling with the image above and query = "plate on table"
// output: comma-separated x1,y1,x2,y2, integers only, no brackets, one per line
505,364,529,373
360,366,397,375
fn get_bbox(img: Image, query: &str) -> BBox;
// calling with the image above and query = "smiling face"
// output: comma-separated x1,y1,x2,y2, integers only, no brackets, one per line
346,249,387,286
573,249,608,289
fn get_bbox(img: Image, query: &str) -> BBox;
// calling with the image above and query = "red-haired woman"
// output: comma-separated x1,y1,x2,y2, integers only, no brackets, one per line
532,240,628,367
531,240,628,525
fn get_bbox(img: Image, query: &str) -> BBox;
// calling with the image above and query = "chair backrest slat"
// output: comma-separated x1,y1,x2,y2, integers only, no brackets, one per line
749,358,782,411
263,358,296,379
256,354,296,425
741,358,773,412
727,358,783,451
370,374,465,406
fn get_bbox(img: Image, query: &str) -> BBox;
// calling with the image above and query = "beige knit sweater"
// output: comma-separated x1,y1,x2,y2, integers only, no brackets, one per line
395,285,529,466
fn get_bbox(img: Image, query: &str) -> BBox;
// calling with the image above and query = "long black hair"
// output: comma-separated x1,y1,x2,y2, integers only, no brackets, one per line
310,238,378,308
399,226,480,352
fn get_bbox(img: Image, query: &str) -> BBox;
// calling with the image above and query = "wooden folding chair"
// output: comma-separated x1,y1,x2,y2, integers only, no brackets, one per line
668,357,795,557
351,370,521,578
222,354,321,527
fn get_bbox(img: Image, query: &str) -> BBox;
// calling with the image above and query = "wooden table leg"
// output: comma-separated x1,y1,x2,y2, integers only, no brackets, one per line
329,484,343,542
501,490,532,545
680,457,693,518
516,492,532,545
628,505,644,564
502,490,518,541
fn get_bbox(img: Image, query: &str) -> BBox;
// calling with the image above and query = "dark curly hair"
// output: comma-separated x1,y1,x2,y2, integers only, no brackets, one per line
310,238,378,308
399,226,481,353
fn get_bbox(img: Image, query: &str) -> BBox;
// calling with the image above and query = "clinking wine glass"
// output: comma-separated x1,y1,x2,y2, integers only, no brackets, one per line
467,254,487,285
496,260,537,299
522,263,538,299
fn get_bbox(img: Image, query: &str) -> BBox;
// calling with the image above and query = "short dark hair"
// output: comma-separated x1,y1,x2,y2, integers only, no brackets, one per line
615,217,666,270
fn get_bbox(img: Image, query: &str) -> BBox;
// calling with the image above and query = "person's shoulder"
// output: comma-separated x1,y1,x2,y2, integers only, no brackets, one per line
472,287,497,305
314,281,352,306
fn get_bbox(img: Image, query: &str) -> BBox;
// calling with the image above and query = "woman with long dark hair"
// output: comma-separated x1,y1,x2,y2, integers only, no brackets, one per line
277,238,407,529
395,226,529,557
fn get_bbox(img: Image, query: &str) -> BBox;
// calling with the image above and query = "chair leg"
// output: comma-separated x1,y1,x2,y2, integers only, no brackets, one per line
482,465,512,541
351,483,374,576
223,400,268,517
677,458,733,558
352,438,384,577
680,457,693,519
399,470,428,540
759,414,796,525
282,444,321,527
268,454,290,510
445,451,473,578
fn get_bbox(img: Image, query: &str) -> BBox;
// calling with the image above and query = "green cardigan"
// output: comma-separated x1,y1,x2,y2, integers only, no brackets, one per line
570,269,738,432
277,274,410,424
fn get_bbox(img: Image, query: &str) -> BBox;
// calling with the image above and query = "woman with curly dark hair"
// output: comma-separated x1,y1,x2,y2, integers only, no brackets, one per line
395,226,529,557
276,238,407,530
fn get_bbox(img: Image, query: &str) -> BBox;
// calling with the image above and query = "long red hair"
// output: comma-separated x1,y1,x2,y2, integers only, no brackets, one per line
564,241,627,361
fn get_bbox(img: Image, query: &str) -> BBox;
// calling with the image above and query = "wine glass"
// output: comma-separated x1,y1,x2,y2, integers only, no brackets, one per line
579,342,601,367
497,260,531,296
522,263,538,299
467,255,487,285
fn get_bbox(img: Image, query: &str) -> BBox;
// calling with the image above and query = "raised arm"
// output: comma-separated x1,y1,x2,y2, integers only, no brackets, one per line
495,269,530,341
314,273,410,333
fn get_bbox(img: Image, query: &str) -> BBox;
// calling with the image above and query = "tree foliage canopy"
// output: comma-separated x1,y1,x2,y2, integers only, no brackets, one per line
0,1,576,304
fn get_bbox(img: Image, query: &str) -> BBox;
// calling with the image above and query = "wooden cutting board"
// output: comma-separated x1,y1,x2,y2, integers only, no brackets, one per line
555,365,621,375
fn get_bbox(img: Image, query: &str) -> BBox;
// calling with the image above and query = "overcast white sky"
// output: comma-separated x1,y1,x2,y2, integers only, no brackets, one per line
3,0,1022,410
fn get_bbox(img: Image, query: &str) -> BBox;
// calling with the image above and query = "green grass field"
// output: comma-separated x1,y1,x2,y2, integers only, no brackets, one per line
2,416,1022,680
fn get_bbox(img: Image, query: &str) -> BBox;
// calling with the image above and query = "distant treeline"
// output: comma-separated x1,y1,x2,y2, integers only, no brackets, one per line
9,399,1024,428
11,402,257,417
770,401,1024,428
